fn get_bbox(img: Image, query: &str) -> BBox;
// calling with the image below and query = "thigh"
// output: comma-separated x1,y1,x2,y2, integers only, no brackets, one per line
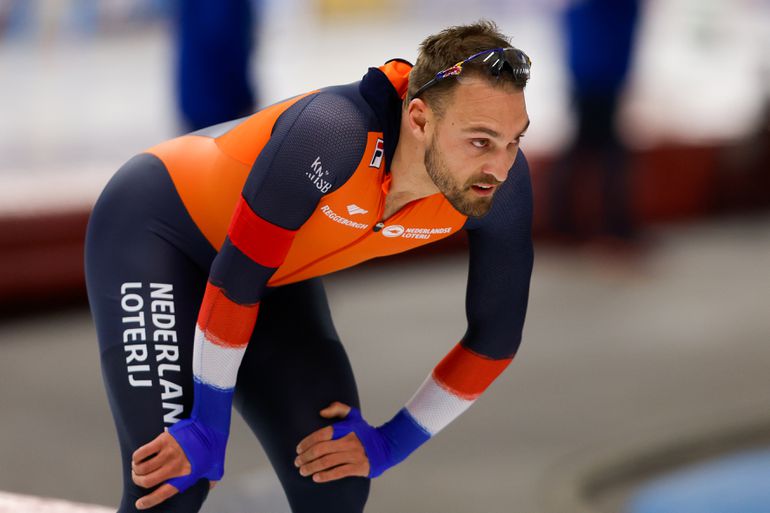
234,279,370,513
85,155,216,512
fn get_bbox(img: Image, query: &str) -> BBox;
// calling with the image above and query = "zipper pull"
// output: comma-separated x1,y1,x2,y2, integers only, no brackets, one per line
373,221,385,232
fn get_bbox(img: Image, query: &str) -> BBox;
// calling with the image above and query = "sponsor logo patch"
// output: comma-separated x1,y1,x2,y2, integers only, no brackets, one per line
347,204,368,216
321,205,369,230
380,225,453,240
306,156,332,193
369,138,384,169
381,225,405,238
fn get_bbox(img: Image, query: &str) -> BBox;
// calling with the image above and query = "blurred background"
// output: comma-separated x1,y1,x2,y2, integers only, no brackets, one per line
0,0,768,512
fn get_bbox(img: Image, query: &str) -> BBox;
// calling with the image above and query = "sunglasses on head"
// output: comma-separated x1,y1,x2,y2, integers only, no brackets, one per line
412,47,532,100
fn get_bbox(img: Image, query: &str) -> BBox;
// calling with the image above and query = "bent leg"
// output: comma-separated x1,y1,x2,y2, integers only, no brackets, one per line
85,155,216,512
234,279,370,513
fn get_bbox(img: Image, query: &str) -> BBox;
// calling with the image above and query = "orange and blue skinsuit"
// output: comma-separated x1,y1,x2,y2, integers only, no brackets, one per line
85,59,533,513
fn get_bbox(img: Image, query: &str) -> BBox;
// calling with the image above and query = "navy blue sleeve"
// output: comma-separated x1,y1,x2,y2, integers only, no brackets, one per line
208,92,368,304
461,150,534,359
243,92,368,228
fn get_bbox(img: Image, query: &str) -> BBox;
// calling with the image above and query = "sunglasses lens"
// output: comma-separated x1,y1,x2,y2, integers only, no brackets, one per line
503,48,531,78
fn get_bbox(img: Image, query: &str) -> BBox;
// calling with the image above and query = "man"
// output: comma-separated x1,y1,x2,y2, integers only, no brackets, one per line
85,21,533,513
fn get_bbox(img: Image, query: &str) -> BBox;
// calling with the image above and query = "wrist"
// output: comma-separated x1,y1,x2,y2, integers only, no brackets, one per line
168,418,228,487
377,408,431,468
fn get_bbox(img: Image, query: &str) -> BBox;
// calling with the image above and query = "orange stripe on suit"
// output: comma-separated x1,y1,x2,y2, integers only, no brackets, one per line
433,344,514,400
197,283,259,348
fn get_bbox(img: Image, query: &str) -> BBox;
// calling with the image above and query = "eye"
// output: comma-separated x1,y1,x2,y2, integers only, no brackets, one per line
510,134,525,148
471,138,489,149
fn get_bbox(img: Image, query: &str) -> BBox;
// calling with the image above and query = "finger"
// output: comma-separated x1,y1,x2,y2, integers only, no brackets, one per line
132,467,167,489
295,438,357,466
319,402,351,419
135,483,179,510
296,426,334,454
300,451,361,477
209,480,218,490
132,448,172,476
132,435,166,465
312,463,369,483
131,457,190,489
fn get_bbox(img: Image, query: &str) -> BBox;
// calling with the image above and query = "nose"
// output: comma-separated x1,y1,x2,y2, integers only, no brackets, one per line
482,148,517,183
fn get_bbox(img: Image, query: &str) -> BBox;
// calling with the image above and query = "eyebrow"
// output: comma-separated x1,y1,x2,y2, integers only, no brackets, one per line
462,126,501,138
463,118,531,140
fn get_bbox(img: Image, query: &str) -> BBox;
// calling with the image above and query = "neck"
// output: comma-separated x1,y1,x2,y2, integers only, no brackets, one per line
388,112,438,208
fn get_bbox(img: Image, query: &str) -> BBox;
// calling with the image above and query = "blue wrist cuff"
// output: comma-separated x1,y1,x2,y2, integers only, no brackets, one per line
331,408,430,478
167,418,228,492
377,408,431,466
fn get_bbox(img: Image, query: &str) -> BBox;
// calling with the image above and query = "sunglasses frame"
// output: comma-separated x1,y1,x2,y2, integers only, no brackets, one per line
412,47,531,100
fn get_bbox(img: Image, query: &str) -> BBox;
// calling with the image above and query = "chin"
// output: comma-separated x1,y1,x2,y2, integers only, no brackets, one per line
464,205,493,218
453,195,494,218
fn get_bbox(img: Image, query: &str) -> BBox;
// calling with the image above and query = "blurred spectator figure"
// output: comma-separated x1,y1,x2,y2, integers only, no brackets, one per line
549,0,641,246
176,0,258,131
1,0,34,39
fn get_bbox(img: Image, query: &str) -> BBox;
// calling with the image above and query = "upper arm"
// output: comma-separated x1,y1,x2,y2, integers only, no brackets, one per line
209,93,368,304
462,151,534,359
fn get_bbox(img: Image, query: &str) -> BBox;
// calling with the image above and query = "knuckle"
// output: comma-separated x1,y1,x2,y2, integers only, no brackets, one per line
175,462,190,476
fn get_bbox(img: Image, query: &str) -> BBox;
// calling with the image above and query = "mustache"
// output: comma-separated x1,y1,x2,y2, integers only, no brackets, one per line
465,175,503,187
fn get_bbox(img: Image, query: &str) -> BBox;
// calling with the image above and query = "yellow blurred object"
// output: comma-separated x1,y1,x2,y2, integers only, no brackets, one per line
316,0,399,19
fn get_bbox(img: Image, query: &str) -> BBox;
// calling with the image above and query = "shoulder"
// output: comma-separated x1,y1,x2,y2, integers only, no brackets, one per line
270,87,376,189
274,86,374,149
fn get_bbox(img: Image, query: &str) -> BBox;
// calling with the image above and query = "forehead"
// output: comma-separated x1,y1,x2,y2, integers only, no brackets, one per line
440,77,527,134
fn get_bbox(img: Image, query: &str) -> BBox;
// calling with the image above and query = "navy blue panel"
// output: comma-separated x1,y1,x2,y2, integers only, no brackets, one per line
321,82,381,131
240,94,318,204
461,151,534,359
359,66,404,174
209,237,275,305
241,92,369,230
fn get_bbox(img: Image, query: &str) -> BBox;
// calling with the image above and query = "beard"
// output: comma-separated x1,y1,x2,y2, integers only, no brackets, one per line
424,136,497,218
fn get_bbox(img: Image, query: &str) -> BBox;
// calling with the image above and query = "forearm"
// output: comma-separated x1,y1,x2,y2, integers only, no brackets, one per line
394,342,513,442
189,282,259,426
338,342,515,478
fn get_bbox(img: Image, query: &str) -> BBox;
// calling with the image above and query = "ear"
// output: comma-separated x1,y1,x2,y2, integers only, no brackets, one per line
406,98,431,142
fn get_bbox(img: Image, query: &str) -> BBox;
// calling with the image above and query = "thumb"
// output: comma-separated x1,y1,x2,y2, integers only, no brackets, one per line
320,401,352,419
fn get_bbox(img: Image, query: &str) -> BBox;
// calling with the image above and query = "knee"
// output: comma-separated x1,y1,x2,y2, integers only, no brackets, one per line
118,476,209,513
284,475,370,513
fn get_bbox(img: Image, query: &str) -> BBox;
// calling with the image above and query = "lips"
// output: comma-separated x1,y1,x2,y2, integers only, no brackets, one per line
471,183,496,196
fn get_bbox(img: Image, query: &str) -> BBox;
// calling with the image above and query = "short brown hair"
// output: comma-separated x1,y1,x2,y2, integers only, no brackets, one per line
407,21,528,115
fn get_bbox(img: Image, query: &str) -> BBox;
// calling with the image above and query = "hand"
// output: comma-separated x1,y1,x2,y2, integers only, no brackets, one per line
295,402,370,483
131,431,218,510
